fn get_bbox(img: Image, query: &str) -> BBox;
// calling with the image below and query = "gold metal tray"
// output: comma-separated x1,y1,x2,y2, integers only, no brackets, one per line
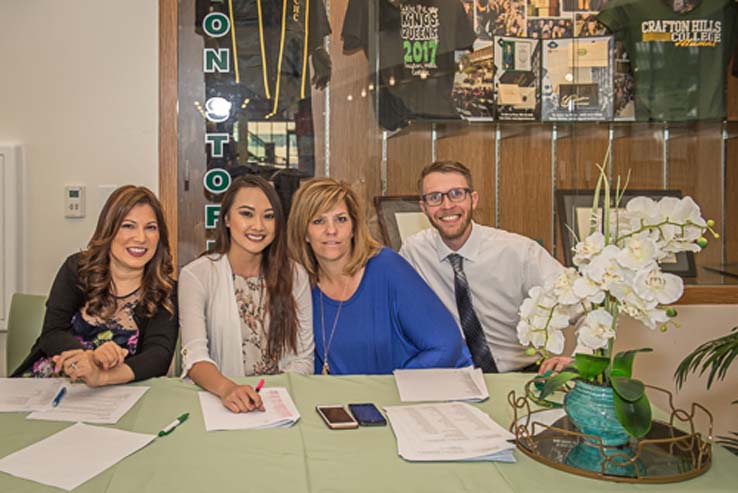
508,384,713,483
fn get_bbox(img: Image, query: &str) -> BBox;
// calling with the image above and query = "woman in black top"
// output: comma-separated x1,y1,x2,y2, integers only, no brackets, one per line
13,186,178,386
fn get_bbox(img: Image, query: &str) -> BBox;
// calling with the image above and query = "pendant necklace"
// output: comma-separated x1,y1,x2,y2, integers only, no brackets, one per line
319,277,350,375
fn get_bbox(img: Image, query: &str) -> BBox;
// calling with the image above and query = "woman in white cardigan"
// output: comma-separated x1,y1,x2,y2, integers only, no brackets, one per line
179,175,314,413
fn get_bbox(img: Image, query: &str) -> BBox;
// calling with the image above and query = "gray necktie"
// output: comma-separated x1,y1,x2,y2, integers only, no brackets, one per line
448,254,498,373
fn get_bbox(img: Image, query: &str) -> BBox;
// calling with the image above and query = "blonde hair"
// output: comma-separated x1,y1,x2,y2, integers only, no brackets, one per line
288,178,381,285
417,160,473,196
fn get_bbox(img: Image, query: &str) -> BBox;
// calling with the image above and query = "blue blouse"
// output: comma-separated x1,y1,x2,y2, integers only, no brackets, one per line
313,248,472,374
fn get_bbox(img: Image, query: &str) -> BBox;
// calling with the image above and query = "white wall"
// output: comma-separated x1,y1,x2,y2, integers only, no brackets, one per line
616,306,738,440
0,0,159,295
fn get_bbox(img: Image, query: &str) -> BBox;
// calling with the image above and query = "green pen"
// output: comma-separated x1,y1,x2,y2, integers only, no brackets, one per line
158,413,189,437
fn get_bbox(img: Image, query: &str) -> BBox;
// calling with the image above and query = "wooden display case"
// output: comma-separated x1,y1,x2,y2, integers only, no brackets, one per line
160,0,738,304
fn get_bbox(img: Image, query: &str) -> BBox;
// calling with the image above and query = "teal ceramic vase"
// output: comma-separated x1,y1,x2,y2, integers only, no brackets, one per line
564,380,629,447
564,380,640,476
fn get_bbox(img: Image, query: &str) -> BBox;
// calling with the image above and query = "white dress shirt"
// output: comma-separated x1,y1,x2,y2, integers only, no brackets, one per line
178,254,314,377
400,222,564,372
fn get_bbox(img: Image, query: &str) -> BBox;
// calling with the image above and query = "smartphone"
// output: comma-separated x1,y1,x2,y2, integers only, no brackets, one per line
348,403,387,427
316,405,359,429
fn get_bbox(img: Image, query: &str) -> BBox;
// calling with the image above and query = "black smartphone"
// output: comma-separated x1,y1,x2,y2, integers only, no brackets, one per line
348,403,387,427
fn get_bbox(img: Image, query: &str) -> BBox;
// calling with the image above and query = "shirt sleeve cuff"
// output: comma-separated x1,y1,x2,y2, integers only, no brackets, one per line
180,340,218,378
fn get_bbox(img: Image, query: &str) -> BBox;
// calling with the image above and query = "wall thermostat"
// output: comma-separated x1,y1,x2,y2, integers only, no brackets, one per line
64,185,86,218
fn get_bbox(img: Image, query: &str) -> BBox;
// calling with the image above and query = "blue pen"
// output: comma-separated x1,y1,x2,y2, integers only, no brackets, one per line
52,387,67,407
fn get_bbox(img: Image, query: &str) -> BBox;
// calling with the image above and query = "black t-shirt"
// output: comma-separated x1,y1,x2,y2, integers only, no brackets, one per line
342,0,476,129
197,0,331,120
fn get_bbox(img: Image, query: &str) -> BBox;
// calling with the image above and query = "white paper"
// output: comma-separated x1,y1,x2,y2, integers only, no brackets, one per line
514,41,533,71
0,422,155,491
0,378,65,413
497,83,522,105
199,387,300,431
394,367,489,402
385,402,515,462
27,385,149,424
568,39,609,68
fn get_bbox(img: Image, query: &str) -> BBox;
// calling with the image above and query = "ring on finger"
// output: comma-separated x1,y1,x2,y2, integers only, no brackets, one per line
70,361,78,370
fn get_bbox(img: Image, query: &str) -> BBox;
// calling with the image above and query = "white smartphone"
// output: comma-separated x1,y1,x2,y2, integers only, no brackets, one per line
316,405,359,429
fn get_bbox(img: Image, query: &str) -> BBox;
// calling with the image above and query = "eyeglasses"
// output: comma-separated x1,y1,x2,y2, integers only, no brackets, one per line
421,187,472,206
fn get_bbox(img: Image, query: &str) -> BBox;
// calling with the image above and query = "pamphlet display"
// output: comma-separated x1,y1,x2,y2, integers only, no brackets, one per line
494,36,541,121
352,0,733,125
541,36,614,121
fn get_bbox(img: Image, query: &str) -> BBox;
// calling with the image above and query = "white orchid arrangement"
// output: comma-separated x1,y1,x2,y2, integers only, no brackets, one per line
517,163,717,437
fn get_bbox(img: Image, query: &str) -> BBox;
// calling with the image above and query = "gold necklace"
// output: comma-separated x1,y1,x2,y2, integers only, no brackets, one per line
318,278,349,375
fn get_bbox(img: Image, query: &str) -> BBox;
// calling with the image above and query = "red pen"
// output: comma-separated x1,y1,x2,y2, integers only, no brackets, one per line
255,378,265,393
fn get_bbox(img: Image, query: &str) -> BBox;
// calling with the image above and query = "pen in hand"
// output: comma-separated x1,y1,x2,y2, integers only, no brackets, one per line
253,379,266,412
52,387,67,407
158,413,189,437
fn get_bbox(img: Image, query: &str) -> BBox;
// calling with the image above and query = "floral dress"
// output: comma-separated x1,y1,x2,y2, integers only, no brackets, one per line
26,290,141,377
233,274,278,375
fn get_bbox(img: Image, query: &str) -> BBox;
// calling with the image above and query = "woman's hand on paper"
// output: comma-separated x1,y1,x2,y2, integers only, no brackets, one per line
220,383,264,413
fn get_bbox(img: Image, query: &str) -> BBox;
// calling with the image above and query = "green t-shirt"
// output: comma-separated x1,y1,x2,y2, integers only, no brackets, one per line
598,0,737,121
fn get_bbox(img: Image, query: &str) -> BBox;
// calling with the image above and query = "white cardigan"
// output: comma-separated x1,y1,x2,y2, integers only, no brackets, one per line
178,254,314,377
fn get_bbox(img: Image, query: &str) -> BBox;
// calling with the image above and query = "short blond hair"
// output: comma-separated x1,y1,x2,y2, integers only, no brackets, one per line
288,178,381,285
417,160,473,196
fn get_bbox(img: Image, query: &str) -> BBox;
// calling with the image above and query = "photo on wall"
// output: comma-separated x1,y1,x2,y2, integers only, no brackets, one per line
556,189,697,278
561,0,608,13
453,42,496,120
474,0,527,40
527,17,573,39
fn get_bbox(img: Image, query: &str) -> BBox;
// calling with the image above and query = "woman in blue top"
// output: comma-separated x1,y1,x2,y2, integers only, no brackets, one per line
287,178,472,375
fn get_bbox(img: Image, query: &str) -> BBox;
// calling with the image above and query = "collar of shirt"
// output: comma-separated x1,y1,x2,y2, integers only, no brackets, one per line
433,221,483,265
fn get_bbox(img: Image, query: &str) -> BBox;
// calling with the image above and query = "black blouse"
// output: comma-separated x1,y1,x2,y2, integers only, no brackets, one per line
12,253,178,381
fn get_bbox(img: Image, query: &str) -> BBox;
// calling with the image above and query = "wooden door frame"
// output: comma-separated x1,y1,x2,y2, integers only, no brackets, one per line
159,0,178,269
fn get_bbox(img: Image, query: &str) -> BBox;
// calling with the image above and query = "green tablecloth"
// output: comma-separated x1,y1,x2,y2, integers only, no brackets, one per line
0,373,736,492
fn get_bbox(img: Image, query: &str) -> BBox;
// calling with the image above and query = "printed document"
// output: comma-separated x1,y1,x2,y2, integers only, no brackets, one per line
394,367,489,402
27,385,149,424
385,402,515,462
0,422,154,491
0,378,64,413
199,387,300,431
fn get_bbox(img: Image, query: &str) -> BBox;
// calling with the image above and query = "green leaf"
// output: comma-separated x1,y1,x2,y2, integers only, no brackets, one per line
611,376,645,403
540,371,579,399
675,327,738,390
610,348,653,379
613,389,652,438
574,353,610,381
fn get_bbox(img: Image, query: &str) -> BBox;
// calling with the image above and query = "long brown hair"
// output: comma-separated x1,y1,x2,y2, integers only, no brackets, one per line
79,186,175,319
207,175,298,359
287,178,381,285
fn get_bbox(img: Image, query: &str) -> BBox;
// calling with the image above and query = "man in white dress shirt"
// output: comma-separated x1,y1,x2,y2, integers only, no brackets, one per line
400,160,572,373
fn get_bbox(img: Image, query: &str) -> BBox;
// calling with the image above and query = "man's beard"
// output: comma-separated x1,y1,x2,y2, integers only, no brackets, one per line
430,211,472,241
